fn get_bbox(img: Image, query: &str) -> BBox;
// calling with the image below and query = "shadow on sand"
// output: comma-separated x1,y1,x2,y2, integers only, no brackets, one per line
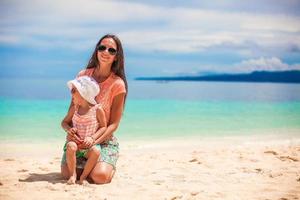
19,172,64,184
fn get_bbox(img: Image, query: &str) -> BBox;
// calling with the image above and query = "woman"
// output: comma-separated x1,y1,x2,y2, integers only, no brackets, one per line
61,34,128,184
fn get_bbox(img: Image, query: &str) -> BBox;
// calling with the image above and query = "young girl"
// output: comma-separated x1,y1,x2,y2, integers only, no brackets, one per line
61,76,107,184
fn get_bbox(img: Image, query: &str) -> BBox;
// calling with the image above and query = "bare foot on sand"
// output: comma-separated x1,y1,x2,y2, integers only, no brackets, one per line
67,174,76,185
79,180,89,185
79,177,88,185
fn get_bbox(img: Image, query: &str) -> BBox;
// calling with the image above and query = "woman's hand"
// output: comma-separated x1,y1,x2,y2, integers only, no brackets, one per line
66,127,82,144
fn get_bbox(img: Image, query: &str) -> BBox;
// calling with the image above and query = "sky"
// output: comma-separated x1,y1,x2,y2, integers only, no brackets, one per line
1,0,300,79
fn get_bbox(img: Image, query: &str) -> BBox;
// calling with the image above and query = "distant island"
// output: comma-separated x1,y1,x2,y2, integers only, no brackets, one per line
135,70,300,83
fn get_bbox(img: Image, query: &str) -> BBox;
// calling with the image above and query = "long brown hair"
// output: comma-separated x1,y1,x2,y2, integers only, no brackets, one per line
86,34,128,105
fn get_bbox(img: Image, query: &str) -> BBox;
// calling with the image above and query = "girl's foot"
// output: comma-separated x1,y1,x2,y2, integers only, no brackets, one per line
79,177,88,185
67,174,76,185
79,179,89,185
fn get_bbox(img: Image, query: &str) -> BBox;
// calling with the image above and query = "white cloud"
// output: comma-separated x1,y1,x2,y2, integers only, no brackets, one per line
0,0,300,56
234,57,300,73
0,0,164,24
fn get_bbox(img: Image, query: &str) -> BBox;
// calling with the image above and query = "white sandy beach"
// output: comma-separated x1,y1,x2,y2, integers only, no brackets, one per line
0,134,300,200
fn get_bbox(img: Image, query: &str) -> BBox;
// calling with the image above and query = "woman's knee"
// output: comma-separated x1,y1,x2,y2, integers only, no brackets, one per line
90,169,112,184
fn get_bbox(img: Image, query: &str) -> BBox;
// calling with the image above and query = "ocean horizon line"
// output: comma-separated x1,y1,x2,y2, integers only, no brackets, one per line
135,70,300,84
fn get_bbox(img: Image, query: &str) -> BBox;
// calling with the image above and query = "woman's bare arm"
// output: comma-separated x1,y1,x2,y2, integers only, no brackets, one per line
94,93,125,144
90,107,107,144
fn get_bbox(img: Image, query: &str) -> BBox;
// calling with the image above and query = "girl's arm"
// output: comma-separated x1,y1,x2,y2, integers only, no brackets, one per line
61,101,74,132
94,93,125,144
61,101,81,143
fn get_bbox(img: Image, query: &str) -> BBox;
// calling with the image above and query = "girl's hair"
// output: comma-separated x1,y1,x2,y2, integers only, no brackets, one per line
86,34,128,105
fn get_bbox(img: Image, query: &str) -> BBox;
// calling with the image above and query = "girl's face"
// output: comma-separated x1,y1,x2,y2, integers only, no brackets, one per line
71,87,86,106
97,37,117,66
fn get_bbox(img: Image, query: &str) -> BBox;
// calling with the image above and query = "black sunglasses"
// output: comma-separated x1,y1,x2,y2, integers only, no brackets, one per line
97,45,117,55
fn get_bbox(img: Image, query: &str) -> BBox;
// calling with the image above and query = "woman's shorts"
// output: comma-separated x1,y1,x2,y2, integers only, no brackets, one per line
61,138,119,169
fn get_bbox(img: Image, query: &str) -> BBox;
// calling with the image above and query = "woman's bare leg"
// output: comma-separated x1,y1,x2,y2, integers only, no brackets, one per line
66,141,78,184
79,146,100,184
89,162,115,184
61,164,69,179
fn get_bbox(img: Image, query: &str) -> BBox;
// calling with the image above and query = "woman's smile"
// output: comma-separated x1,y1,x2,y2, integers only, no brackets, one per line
100,54,109,60
99,52,113,63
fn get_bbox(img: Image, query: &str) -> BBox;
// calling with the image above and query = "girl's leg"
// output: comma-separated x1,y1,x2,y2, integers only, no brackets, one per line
79,146,100,184
61,161,84,180
66,141,78,184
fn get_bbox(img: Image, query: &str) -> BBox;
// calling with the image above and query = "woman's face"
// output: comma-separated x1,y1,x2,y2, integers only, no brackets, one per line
97,37,117,66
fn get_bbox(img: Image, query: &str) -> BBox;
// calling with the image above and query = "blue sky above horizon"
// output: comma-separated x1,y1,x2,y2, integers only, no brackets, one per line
1,0,300,79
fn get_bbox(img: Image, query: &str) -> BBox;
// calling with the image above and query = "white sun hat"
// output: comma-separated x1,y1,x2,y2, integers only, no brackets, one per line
67,76,100,105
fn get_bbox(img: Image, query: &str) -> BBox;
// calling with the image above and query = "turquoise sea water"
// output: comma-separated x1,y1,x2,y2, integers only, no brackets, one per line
0,79,300,141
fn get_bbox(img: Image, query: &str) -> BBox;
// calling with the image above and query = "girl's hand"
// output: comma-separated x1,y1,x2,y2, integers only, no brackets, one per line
82,136,94,148
66,128,82,144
